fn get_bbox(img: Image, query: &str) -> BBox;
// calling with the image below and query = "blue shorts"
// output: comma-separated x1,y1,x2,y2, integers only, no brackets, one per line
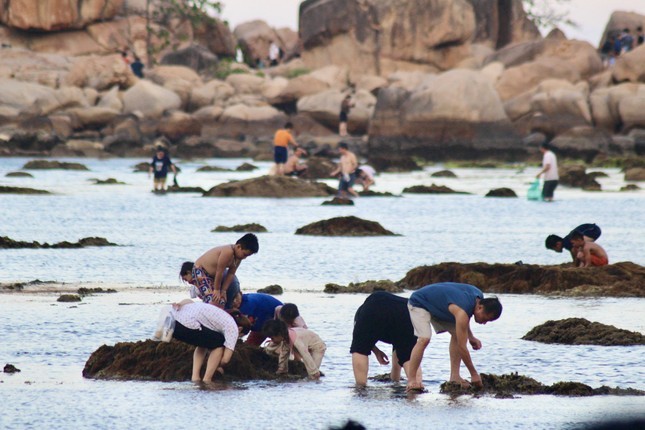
274,146,288,164
339,172,356,192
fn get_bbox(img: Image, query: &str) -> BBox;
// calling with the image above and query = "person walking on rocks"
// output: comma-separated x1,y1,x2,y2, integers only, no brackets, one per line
350,291,423,387
330,142,358,198
149,147,176,192
536,142,558,202
405,282,502,392
273,122,300,176
339,94,354,137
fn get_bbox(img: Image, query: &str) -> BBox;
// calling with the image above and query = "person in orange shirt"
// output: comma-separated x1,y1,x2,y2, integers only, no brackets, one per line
273,122,300,175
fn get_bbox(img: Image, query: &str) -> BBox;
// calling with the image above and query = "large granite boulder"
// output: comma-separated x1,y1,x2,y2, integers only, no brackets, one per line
397,261,645,297
589,83,642,131
297,89,376,134
0,0,124,31
233,20,283,66
368,69,523,161
204,175,335,198
122,80,182,118
193,18,237,59
65,54,136,91
522,318,645,346
550,127,612,163
613,44,645,84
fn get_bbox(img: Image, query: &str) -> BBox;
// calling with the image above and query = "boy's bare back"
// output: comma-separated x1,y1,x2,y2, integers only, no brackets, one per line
195,244,235,275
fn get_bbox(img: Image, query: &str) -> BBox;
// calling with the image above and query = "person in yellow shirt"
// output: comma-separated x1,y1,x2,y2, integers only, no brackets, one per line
273,122,300,175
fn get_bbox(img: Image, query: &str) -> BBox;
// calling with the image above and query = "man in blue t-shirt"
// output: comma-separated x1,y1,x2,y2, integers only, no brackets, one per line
148,147,177,191
405,282,502,392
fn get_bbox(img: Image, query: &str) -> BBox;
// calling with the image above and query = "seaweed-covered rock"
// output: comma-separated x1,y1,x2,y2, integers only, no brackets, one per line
485,188,517,197
397,261,645,297
431,170,457,178
133,162,150,172
620,184,641,191
83,339,307,382
236,163,258,171
522,318,645,346
358,190,396,197
167,185,207,194
295,216,397,236
77,287,117,296
197,165,232,172
624,167,645,181
212,224,268,233
3,364,21,373
257,285,283,295
0,185,51,195
22,160,89,170
403,184,469,194
5,171,33,178
559,165,601,190
305,156,337,179
324,280,402,294
204,175,335,197
57,294,81,302
321,197,354,205
0,236,117,249
92,178,126,185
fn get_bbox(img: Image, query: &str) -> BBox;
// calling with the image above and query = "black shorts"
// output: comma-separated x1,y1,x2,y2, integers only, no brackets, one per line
542,180,558,199
173,321,225,349
339,111,348,122
274,146,288,164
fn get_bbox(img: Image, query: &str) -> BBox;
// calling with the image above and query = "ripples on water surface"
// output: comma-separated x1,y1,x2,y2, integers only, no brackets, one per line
1,157,644,429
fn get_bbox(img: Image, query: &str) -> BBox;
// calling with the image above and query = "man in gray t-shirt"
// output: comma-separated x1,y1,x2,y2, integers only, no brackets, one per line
406,282,503,392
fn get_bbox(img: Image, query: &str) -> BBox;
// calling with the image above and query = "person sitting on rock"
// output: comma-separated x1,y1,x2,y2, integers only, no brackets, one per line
283,147,308,177
180,262,240,310
545,223,601,262
350,291,423,387
262,319,326,379
170,300,251,383
231,292,283,346
181,234,259,309
355,165,376,192
570,233,608,267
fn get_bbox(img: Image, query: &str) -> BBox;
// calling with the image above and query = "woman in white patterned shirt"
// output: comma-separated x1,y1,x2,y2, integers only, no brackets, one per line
171,300,250,382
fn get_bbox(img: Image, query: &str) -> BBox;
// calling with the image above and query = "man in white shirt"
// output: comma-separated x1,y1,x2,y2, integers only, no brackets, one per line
536,142,559,202
268,41,280,66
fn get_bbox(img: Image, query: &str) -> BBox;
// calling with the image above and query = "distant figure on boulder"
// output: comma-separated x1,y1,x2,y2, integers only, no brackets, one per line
355,165,376,191
536,142,558,202
405,282,502,392
570,233,608,267
268,41,280,66
620,28,634,53
273,122,300,176
545,223,601,262
181,234,259,309
637,26,644,46
283,147,308,177
339,94,354,137
149,147,177,192
170,300,251,383
130,56,144,78
350,292,423,387
330,142,358,199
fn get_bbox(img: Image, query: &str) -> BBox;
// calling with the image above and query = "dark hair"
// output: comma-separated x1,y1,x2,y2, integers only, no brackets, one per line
236,233,259,254
638,26,643,32
180,261,194,278
540,142,550,150
279,303,300,325
545,235,562,249
228,309,251,335
570,232,584,241
623,28,630,33
338,142,349,150
262,319,290,345
480,297,502,320
284,122,293,129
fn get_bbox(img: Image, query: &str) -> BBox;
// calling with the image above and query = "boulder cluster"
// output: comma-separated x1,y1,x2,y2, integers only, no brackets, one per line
0,1,643,169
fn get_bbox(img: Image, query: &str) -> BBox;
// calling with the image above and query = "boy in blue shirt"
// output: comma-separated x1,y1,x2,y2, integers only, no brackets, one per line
405,282,502,392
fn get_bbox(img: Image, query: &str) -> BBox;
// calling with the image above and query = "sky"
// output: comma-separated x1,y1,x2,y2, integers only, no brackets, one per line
217,0,645,47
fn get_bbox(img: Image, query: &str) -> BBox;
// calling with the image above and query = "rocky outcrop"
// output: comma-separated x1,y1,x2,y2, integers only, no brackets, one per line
295,216,397,236
0,236,117,248
0,185,50,194
522,318,645,346
22,160,89,170
403,184,469,194
212,224,268,233
485,187,517,197
204,175,335,198
83,339,308,381
397,262,645,297
558,165,602,190
625,167,645,181
439,373,644,397
321,197,354,206
257,285,283,295
324,280,402,294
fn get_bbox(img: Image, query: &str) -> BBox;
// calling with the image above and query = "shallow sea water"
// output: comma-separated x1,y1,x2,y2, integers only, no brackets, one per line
1,157,644,429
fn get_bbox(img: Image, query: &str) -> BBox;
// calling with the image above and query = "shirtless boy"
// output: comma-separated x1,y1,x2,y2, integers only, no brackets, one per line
182,234,259,308
570,233,608,267
283,147,308,177
330,142,358,198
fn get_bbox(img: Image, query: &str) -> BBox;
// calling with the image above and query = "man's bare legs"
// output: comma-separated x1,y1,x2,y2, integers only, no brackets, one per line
339,121,348,137
449,334,469,388
405,337,429,391
352,352,369,386
202,347,224,382
390,350,401,382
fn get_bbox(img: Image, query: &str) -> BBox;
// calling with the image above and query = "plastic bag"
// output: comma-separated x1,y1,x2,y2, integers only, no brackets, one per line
153,305,175,342
527,179,542,201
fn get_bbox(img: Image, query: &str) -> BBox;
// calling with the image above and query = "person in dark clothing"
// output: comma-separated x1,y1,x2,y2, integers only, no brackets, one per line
545,223,602,262
130,56,144,78
148,147,176,191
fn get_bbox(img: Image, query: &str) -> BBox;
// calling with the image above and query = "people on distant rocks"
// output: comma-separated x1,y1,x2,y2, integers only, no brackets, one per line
339,94,355,137
283,147,308,177
355,165,376,191
269,41,280,66
536,142,558,202
170,299,251,383
545,223,602,263
637,26,644,46
130,56,144,78
620,28,634,53
350,292,423,387
149,147,177,192
330,142,359,199
120,49,130,65
262,319,326,379
273,122,300,176
405,282,502,392
600,36,615,68
181,234,259,309
570,232,609,267
232,292,283,346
